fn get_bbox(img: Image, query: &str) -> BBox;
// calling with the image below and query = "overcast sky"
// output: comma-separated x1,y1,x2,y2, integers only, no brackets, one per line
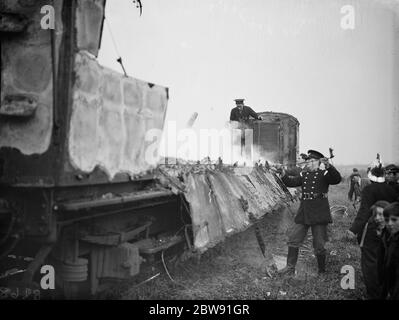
98,0,399,165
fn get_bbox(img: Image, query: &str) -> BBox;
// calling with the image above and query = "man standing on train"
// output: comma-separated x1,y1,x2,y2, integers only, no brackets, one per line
278,150,342,276
230,98,263,123
229,98,262,158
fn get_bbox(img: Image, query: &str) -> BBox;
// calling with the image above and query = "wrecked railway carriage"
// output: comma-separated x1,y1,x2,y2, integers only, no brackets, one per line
0,0,298,297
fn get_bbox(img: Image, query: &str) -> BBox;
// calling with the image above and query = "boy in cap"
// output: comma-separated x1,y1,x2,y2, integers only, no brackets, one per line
230,99,263,123
358,200,390,300
380,202,399,299
279,150,342,276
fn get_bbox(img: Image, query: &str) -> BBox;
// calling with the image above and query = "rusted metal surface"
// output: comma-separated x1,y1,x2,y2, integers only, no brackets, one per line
158,163,291,252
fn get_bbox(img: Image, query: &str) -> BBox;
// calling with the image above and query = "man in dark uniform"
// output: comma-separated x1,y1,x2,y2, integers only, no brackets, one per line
349,164,398,299
348,168,361,201
385,164,399,197
230,99,263,122
279,150,342,275
230,99,262,157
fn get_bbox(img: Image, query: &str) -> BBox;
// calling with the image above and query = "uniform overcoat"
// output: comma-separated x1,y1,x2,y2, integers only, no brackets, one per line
282,166,342,225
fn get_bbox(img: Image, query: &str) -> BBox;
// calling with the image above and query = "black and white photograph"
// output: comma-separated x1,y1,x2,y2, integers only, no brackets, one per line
1,0,399,308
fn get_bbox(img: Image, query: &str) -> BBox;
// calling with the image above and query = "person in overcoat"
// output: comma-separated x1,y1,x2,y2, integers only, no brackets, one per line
279,149,342,275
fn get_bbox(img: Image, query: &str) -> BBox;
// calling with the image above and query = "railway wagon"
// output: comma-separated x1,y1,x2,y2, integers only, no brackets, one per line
252,111,300,167
0,0,294,298
0,0,188,297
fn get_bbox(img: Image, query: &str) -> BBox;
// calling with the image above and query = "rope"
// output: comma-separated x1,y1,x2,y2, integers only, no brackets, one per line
131,272,160,288
104,16,128,76
105,16,121,58
161,250,191,291
161,250,175,283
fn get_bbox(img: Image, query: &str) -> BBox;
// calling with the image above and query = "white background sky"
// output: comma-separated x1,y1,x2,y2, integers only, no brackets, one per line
98,0,399,165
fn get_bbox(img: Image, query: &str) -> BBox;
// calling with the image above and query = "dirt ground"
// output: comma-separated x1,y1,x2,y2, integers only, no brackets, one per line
102,181,367,300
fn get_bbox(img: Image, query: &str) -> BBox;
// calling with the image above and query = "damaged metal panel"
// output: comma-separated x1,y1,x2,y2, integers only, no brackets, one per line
68,51,168,179
185,172,225,250
159,164,291,252
0,0,64,155
207,172,249,234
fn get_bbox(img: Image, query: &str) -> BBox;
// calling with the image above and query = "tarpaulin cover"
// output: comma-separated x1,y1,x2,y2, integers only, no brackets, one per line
158,163,292,252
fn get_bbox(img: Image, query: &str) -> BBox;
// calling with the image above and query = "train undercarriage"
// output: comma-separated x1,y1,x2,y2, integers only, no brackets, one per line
0,162,293,298
0,178,191,298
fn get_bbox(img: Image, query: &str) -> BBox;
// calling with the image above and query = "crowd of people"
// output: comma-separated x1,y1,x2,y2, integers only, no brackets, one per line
348,163,399,300
277,151,399,300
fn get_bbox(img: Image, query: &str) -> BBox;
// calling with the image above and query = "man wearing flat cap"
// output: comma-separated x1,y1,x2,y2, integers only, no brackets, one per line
385,164,399,194
279,150,342,276
230,99,263,123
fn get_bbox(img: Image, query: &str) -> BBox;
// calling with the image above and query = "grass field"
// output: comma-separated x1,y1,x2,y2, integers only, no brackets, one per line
102,180,367,300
